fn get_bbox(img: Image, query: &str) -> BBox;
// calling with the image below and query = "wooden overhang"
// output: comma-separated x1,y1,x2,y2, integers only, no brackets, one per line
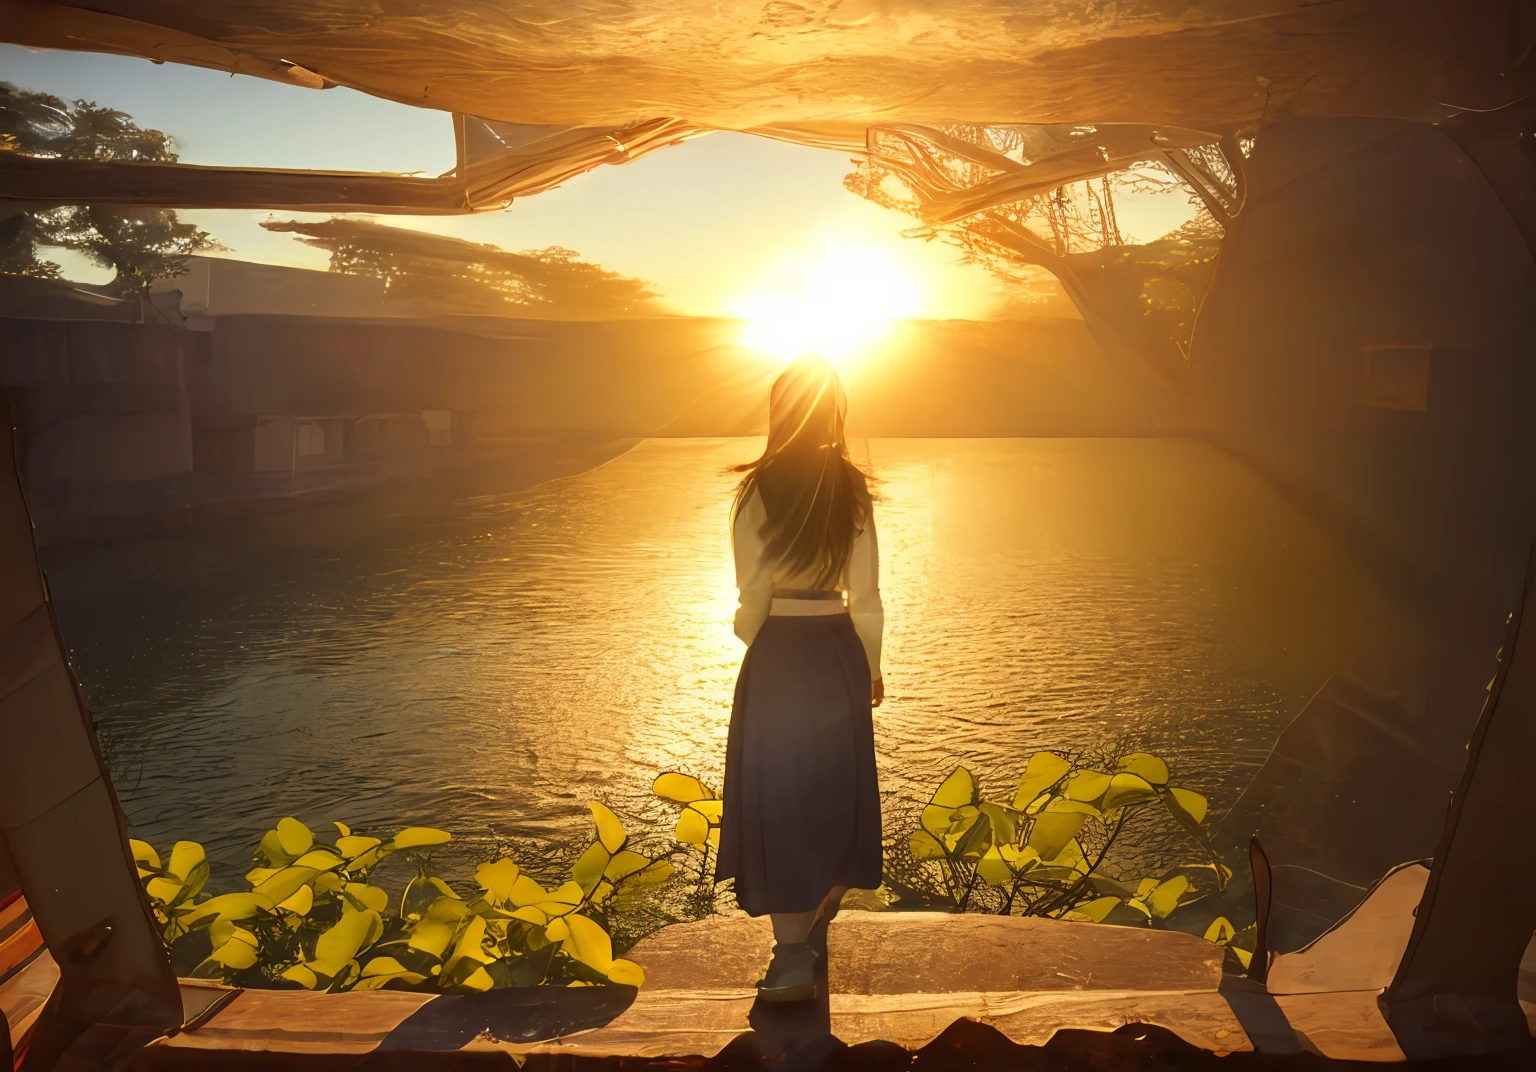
2,0,1534,214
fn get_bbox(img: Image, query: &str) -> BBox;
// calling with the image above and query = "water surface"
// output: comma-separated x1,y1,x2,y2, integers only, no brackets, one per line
46,438,1409,889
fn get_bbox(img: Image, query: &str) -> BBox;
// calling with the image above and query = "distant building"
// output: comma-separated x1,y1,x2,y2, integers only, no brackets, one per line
148,255,397,326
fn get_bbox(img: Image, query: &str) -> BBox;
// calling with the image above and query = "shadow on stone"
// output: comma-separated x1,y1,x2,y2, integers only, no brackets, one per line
744,951,835,1068
374,984,636,1051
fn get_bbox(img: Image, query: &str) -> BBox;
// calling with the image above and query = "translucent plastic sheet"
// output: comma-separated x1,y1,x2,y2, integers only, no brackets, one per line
2,0,1520,130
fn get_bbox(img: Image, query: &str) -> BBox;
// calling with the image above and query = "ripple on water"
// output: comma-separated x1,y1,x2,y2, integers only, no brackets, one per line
50,438,1409,888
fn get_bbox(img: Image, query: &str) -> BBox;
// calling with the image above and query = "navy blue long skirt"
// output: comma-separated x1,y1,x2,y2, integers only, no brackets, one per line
715,613,883,916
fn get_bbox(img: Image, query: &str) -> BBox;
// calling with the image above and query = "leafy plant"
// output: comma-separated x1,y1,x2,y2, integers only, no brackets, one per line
651,772,722,895
132,802,674,993
899,750,1247,960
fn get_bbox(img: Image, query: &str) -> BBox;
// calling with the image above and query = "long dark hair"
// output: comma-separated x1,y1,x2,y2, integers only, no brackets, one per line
731,354,873,588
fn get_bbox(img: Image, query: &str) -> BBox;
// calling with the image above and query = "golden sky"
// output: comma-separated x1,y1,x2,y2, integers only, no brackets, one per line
3,44,1194,323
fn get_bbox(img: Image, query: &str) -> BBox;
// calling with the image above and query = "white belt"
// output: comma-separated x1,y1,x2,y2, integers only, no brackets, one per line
770,597,848,616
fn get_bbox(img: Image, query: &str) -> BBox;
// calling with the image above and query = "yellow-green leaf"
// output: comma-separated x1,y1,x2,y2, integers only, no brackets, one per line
1145,875,1191,919
1124,898,1153,918
166,841,205,883
276,817,313,858
392,827,451,850
281,963,319,989
908,829,946,860
977,802,1018,846
603,850,650,883
1044,837,1088,874
344,883,389,914
1012,752,1071,810
1078,896,1122,923
184,892,274,925
508,906,549,927
1001,844,1040,870
1204,917,1236,944
1135,878,1159,900
690,798,724,822
130,839,161,871
253,866,320,905
1027,811,1086,860
425,896,471,923
507,874,549,908
245,866,279,887
334,821,352,838
402,873,458,920
406,920,455,959
1166,787,1209,825
443,915,494,978
1230,946,1253,969
1102,772,1158,812
675,807,711,848
353,970,428,991
277,885,314,916
294,849,346,872
1047,799,1103,819
607,959,645,986
589,802,627,854
558,913,614,974
336,835,382,861
208,921,256,950
626,859,673,888
455,966,494,992
210,937,259,970
572,842,611,894
1118,753,1170,786
312,906,379,977
931,766,978,809
145,876,184,906
544,916,570,943
257,829,294,868
543,880,584,906
653,772,711,804
1065,770,1112,803
976,848,1015,887
476,858,521,904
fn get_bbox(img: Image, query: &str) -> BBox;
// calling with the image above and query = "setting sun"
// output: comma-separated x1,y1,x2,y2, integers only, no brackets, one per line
732,244,927,367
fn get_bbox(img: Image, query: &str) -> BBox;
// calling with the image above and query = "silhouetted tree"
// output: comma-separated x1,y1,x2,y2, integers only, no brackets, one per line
844,123,1237,372
0,81,220,299
262,217,662,319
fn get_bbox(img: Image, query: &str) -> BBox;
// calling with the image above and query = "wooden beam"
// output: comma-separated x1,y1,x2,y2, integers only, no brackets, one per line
0,154,477,214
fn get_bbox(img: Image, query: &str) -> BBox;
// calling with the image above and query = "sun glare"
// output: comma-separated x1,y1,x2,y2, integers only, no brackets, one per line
732,244,926,367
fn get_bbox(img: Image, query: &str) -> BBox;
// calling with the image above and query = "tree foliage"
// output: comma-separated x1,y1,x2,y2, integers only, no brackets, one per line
0,80,220,297
843,123,1235,370
262,217,663,319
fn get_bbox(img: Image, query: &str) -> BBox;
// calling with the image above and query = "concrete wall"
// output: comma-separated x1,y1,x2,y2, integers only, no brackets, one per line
193,314,1174,438
0,319,196,493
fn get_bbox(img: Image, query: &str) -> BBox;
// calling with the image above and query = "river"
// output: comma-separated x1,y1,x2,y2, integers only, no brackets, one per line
42,437,1409,895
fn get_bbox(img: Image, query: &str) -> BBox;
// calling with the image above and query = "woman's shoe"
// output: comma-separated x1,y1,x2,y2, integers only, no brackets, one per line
756,941,818,1003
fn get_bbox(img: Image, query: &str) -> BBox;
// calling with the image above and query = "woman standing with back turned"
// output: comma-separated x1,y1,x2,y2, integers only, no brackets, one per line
716,353,884,1003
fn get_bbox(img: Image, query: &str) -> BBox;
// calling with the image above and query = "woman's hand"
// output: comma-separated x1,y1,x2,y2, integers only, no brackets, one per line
871,677,884,708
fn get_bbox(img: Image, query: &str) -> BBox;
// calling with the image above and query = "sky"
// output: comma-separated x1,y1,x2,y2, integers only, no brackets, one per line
1,44,1195,321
